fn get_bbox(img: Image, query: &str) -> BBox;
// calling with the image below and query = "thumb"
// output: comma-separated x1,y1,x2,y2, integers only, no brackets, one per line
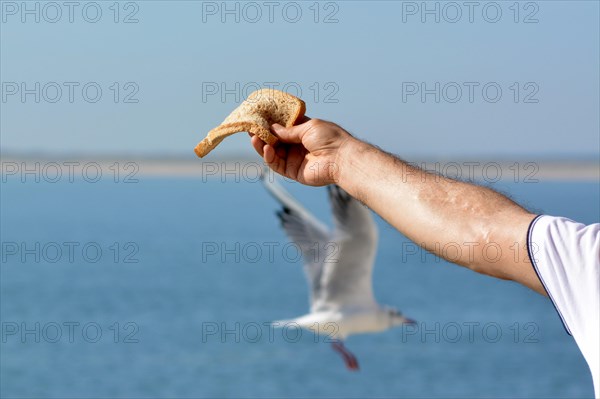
271,118,312,144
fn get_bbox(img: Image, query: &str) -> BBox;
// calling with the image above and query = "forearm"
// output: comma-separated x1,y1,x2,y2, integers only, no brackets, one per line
336,137,543,293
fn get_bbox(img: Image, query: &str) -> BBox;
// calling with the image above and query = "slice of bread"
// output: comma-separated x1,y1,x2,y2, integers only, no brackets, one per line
194,89,306,158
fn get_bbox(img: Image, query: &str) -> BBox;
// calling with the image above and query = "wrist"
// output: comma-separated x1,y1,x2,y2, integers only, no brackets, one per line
332,135,366,187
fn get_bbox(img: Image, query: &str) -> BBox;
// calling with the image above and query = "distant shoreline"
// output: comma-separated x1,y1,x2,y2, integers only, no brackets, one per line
1,157,598,182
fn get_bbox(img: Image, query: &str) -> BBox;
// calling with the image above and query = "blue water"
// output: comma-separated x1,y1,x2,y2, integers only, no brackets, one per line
1,176,598,398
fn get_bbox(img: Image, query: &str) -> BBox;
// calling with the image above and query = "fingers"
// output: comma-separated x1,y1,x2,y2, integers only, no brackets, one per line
263,144,287,177
250,122,311,182
251,133,288,177
251,135,281,174
250,135,264,157
263,143,306,183
271,117,313,144
263,144,276,164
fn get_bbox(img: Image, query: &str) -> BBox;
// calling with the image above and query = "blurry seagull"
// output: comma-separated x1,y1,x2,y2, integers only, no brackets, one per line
263,172,415,371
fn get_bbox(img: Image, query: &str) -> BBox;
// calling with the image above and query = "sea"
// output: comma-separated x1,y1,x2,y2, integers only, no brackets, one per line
1,174,598,398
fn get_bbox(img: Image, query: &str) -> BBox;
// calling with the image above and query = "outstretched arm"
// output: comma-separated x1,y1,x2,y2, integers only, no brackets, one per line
250,119,543,294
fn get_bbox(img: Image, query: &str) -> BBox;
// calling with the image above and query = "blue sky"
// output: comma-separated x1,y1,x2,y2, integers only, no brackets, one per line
1,1,598,158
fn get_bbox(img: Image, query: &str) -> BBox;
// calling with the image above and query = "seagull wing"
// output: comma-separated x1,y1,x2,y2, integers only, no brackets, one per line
313,185,379,312
262,173,331,308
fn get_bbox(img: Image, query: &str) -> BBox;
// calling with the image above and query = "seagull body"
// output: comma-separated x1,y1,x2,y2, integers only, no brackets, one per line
263,174,414,370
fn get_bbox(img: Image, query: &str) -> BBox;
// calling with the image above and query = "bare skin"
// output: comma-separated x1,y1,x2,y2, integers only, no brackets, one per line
250,118,545,294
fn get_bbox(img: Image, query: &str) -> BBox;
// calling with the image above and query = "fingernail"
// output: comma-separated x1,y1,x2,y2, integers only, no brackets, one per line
272,123,284,133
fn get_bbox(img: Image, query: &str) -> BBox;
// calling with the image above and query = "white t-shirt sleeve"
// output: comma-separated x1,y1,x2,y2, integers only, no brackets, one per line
528,215,600,398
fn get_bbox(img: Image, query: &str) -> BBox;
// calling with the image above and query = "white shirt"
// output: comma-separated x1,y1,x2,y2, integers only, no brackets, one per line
528,215,600,398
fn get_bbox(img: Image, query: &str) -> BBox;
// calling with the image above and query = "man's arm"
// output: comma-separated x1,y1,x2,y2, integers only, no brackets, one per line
336,137,542,293
251,119,544,294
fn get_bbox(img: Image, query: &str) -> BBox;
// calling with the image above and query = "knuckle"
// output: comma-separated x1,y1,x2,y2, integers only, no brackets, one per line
305,119,326,134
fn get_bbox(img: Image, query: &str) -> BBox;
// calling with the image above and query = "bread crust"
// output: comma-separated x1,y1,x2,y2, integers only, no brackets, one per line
194,89,306,158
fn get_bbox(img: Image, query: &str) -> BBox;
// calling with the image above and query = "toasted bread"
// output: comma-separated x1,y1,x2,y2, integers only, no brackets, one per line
194,89,306,158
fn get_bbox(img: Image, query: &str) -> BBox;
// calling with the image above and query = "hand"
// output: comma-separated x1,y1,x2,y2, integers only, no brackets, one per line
250,118,354,186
